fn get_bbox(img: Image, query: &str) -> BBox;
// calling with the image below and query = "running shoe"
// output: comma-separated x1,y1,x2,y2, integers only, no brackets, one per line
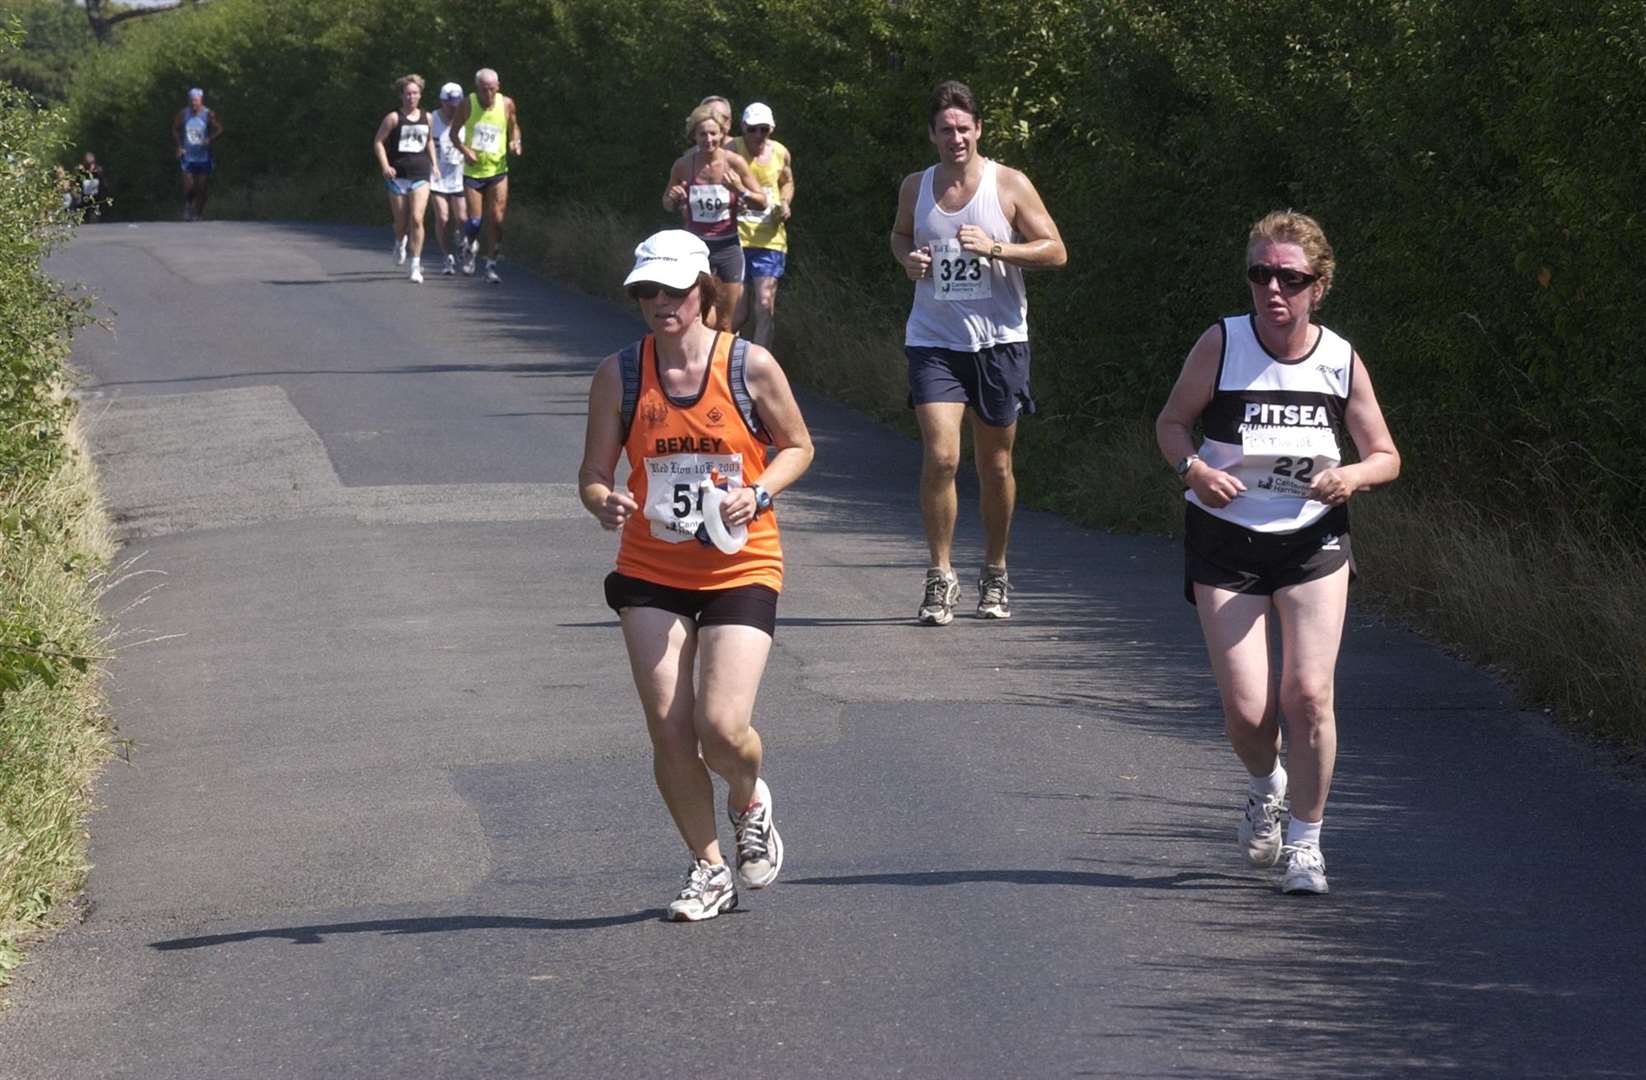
182,204,195,222
441,254,456,276
917,568,961,626
394,238,407,266
666,859,737,922
1239,787,1286,867
461,239,478,276
409,264,424,284
483,259,500,284
1278,843,1329,895
976,566,1012,619
730,777,783,889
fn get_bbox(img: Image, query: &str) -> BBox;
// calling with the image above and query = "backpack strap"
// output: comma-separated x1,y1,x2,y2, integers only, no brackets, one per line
727,337,771,444
617,338,644,442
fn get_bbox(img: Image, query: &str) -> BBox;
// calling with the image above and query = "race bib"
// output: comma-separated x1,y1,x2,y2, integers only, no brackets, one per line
440,131,465,166
397,125,429,153
643,452,745,543
1241,425,1341,499
739,185,779,224
689,184,732,224
471,122,503,154
930,238,991,301
185,126,205,146
81,178,100,197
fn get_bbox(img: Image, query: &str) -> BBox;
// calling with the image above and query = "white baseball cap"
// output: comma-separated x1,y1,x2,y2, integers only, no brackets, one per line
188,87,204,99
741,102,775,129
623,230,710,290
439,82,463,102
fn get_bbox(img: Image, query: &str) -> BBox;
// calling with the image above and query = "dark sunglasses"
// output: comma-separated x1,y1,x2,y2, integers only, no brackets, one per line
628,282,695,301
1247,264,1320,291
746,125,772,134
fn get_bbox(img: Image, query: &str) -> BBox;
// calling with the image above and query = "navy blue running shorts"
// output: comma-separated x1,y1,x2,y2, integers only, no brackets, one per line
905,341,1035,428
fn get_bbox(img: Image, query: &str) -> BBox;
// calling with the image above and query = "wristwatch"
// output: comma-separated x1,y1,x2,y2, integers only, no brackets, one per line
751,484,773,517
990,242,1003,259
1174,454,1201,477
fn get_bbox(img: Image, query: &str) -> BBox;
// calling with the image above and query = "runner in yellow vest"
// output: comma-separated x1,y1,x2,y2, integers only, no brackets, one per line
730,102,794,347
446,67,523,283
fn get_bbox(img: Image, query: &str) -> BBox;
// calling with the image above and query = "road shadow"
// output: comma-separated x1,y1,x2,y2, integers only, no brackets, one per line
149,910,659,951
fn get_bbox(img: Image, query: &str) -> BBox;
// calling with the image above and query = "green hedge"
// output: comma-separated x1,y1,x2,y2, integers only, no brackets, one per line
63,0,1646,527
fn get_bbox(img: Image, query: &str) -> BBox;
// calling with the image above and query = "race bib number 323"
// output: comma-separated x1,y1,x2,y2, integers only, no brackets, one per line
929,238,992,301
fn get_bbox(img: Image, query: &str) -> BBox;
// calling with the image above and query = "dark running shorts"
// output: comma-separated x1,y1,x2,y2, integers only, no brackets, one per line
705,238,745,283
464,172,508,191
906,341,1035,428
181,159,213,175
1183,502,1354,605
604,572,778,636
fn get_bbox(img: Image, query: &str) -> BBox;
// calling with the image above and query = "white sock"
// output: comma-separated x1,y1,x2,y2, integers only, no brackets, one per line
410,257,420,268
1286,816,1322,848
1249,760,1286,797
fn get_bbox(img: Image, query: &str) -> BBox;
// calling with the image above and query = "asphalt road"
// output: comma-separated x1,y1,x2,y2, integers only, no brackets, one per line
3,222,1643,1079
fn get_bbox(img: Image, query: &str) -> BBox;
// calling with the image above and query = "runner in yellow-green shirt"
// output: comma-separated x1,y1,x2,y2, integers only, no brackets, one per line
446,67,523,283
730,102,794,347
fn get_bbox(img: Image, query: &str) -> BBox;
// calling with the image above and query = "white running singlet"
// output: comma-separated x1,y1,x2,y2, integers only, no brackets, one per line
905,159,1028,352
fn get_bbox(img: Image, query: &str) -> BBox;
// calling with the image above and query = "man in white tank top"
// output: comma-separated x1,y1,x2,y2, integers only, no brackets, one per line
889,80,1067,625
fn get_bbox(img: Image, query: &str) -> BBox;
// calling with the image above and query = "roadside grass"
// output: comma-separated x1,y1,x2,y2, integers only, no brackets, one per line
0,417,116,983
500,201,1645,753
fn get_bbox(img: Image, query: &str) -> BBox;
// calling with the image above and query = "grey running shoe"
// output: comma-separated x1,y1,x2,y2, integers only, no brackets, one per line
667,859,737,921
731,777,783,889
1279,843,1329,895
1239,787,1286,867
976,565,1011,619
917,568,961,625
461,239,478,275
483,259,501,284
441,254,456,275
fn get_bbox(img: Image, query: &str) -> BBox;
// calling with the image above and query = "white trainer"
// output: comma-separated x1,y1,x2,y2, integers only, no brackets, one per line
408,264,423,284
1279,843,1329,895
394,238,407,266
441,254,456,275
1239,787,1286,867
483,259,500,284
731,778,783,889
666,860,737,921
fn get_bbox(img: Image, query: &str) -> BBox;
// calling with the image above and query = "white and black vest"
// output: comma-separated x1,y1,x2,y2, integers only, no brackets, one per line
1188,314,1352,533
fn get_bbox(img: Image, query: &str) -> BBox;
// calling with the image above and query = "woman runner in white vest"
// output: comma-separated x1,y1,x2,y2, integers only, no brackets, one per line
1155,211,1400,896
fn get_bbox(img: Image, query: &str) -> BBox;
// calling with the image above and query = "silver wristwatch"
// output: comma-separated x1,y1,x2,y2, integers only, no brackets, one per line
1174,454,1201,477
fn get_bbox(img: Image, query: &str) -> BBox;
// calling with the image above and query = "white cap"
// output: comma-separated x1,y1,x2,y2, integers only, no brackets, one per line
741,102,775,129
623,230,710,290
188,87,204,99
439,82,463,102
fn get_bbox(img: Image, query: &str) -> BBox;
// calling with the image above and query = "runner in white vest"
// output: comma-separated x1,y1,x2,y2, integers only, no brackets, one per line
889,80,1067,625
1155,211,1401,896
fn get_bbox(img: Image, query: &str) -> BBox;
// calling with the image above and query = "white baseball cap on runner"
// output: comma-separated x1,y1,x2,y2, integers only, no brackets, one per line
624,230,711,290
741,102,775,129
439,82,463,102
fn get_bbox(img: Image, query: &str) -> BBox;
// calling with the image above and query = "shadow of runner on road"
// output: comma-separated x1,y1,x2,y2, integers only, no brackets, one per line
148,910,659,951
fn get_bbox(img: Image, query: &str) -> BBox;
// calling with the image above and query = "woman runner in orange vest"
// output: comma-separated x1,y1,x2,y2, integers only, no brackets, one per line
578,229,814,921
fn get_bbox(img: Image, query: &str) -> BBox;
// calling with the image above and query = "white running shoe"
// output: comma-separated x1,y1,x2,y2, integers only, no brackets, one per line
731,777,784,889
917,568,961,626
461,239,478,275
1239,787,1286,867
483,260,500,283
666,860,737,922
408,264,423,284
1279,843,1329,895
394,238,407,266
976,566,1011,619
441,254,456,275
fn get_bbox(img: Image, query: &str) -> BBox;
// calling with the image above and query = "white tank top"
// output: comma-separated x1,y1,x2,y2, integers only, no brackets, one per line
905,160,1029,351
1187,315,1353,533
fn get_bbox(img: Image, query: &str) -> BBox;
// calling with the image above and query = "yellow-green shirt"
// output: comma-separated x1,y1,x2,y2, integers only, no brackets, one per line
732,137,789,252
463,93,509,178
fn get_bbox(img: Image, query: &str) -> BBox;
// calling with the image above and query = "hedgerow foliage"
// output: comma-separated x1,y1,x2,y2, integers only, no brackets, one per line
64,0,1646,524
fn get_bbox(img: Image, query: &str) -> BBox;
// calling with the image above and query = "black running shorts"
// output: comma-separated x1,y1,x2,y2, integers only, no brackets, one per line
603,572,778,635
1183,503,1353,605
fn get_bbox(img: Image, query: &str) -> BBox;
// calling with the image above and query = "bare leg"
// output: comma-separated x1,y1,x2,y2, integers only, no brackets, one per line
914,402,966,571
694,623,773,814
1194,584,1283,777
970,413,1018,569
194,175,211,219
1272,565,1351,822
431,192,453,257
748,275,779,347
405,185,430,258
387,190,408,248
482,177,509,258
715,281,743,332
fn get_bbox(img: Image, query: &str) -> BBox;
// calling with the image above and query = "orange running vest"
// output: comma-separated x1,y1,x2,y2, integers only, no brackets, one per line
616,333,783,591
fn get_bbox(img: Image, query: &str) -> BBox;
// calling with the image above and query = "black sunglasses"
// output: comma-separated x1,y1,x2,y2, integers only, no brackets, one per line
628,282,695,301
746,125,772,134
1247,264,1320,291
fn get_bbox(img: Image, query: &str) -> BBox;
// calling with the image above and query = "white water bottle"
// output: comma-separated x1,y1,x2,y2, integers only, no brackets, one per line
697,478,748,554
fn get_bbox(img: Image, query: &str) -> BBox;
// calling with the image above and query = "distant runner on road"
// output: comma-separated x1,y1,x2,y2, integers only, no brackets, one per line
447,68,522,283
663,103,767,331
730,102,794,347
428,82,469,275
1155,211,1401,896
173,87,222,222
372,74,438,284
890,79,1066,625
577,230,814,922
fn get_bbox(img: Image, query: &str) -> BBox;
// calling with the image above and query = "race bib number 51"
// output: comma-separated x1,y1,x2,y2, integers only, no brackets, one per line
643,452,744,543
929,238,991,301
